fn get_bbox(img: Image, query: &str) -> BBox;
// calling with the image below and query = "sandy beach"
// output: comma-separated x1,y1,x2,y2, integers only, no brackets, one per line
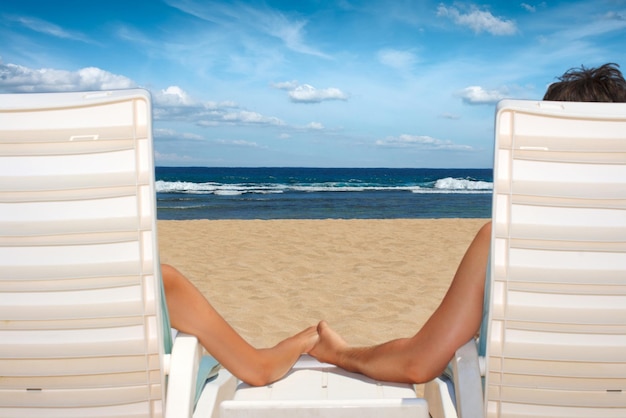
158,218,486,349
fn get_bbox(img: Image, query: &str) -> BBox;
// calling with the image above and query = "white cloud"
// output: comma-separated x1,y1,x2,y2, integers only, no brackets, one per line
6,15,94,43
164,0,330,58
214,138,267,148
222,110,284,125
457,85,508,105
439,112,461,120
153,86,197,106
0,62,135,92
521,2,547,13
77,67,135,90
149,84,283,127
604,11,625,21
437,4,517,35
272,80,348,103
154,128,204,141
160,104,284,126
271,80,300,90
377,49,418,71
288,84,349,103
306,122,324,130
264,14,329,58
154,150,197,163
376,134,472,150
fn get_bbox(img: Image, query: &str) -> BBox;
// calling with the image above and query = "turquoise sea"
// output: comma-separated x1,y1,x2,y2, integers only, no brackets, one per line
155,167,493,220
156,167,493,220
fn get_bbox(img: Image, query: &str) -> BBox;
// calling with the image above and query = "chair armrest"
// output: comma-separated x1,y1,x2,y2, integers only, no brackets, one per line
165,332,203,418
451,339,484,418
423,377,458,418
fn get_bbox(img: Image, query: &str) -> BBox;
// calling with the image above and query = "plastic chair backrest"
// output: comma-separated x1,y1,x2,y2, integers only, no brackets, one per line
487,99,626,417
0,89,168,417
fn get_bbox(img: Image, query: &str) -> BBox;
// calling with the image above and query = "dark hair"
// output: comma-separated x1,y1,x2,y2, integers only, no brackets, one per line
543,63,626,102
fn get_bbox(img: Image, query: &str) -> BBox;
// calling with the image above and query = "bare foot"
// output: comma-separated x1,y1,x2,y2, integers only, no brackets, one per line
296,325,320,353
309,320,348,365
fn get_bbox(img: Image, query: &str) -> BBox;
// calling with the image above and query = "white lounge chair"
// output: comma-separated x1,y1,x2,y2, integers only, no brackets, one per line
217,354,429,417
425,99,626,417
0,89,234,418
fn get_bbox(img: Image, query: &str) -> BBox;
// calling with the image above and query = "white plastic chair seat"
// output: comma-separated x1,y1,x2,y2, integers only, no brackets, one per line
220,355,429,418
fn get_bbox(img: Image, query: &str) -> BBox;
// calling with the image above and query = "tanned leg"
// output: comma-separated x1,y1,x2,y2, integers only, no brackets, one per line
161,264,318,386
310,221,491,383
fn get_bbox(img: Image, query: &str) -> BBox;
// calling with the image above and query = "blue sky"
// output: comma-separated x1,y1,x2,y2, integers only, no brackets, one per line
1,1,625,168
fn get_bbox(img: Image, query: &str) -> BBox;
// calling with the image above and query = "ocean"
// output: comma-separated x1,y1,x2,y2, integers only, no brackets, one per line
155,167,493,220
